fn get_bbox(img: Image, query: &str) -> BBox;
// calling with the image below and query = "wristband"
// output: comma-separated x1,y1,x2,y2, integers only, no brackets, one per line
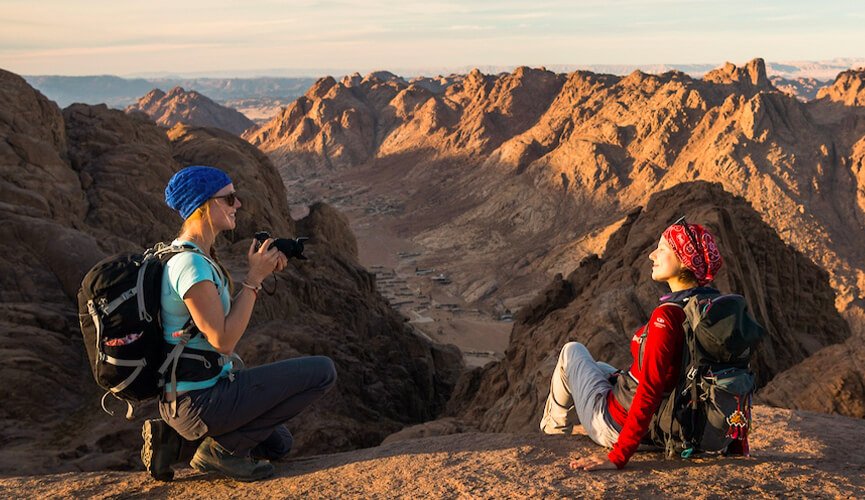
241,281,261,297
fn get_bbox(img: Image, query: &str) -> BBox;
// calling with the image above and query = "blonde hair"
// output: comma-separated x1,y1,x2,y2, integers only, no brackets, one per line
179,201,234,293
677,267,699,287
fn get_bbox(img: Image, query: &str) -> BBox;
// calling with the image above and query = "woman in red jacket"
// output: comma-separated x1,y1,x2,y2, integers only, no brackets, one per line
539,218,723,470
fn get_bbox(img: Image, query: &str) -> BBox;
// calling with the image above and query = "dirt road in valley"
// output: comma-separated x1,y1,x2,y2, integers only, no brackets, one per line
286,173,512,368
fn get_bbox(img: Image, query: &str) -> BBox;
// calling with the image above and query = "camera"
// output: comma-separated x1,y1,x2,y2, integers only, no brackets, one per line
254,231,309,260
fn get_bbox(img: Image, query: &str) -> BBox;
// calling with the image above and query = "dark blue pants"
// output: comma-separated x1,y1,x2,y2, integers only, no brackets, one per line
160,356,337,457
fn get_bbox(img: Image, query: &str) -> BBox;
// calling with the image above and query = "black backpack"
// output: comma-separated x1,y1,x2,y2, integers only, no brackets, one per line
78,243,202,419
649,293,765,457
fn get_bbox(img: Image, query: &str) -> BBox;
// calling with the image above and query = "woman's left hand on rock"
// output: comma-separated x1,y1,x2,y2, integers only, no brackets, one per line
569,453,618,471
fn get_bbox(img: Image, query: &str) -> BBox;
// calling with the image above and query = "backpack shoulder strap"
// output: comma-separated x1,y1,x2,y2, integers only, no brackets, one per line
160,242,227,288
637,301,685,371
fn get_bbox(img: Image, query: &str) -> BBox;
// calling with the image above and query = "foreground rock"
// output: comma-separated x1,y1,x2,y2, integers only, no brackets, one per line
0,68,462,475
127,87,256,135
0,406,862,498
759,310,865,418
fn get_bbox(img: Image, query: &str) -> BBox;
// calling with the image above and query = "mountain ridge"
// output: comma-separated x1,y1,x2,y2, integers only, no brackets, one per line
246,59,865,327
126,86,256,135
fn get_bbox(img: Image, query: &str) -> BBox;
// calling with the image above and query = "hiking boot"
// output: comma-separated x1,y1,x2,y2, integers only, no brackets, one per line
190,437,275,482
141,419,182,482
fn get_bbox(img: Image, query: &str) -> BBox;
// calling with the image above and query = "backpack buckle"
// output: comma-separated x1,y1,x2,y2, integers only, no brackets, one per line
687,367,698,381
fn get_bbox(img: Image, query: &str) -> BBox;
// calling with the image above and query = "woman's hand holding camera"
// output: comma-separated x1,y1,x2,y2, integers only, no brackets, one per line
246,238,288,285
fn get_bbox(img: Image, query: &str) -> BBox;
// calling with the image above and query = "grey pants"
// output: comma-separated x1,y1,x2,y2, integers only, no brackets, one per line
160,355,337,458
540,342,620,447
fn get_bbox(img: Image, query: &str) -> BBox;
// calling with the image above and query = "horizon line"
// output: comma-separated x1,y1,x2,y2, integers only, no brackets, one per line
16,56,865,80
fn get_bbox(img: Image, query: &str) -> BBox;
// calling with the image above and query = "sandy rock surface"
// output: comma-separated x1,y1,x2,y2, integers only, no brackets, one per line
1,406,862,499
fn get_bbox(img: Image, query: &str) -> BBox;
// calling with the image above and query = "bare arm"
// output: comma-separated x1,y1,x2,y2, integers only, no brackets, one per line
183,239,287,355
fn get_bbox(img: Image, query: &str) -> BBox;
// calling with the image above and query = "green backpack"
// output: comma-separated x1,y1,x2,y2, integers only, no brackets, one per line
649,293,765,457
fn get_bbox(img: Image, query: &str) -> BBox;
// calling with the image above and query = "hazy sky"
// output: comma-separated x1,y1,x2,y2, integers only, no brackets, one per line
2,0,864,76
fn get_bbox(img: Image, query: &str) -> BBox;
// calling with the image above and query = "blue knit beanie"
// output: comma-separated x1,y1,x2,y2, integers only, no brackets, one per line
165,166,233,219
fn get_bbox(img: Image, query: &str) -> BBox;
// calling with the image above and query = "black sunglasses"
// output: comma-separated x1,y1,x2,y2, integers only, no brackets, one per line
674,215,703,255
212,192,239,206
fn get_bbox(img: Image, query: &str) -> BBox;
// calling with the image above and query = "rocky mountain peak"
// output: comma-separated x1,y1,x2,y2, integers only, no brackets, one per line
139,88,166,106
166,85,188,98
364,70,405,85
306,76,339,99
125,86,255,136
816,68,865,105
703,58,770,90
341,72,363,87
410,75,462,94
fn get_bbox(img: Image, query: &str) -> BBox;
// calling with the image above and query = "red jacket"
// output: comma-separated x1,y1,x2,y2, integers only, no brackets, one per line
606,302,686,468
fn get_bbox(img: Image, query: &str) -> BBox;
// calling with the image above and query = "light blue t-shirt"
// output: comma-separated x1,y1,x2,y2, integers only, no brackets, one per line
161,240,232,392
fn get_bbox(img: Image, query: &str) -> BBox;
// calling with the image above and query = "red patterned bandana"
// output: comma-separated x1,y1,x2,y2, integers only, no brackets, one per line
662,222,723,285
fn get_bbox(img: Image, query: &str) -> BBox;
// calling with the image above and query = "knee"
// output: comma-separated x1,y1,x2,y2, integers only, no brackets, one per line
560,341,587,368
311,356,337,390
561,341,586,359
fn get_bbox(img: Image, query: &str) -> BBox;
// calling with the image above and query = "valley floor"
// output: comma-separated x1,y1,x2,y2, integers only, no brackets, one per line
289,172,514,368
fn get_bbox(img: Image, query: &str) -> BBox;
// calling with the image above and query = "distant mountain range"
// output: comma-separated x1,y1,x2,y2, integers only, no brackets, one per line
23,58,865,109
23,75,318,108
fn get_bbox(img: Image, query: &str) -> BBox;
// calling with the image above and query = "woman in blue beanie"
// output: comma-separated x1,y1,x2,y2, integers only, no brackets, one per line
141,165,337,482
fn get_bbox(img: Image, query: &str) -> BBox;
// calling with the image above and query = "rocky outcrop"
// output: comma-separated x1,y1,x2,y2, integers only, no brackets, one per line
65,103,181,249
758,333,865,418
243,67,565,175
0,71,102,456
127,87,256,135
446,182,850,432
816,69,865,106
0,70,83,224
703,58,773,95
0,69,463,475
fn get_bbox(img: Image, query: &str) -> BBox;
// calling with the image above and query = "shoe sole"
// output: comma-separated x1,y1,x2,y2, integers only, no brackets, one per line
190,455,275,482
141,420,175,482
